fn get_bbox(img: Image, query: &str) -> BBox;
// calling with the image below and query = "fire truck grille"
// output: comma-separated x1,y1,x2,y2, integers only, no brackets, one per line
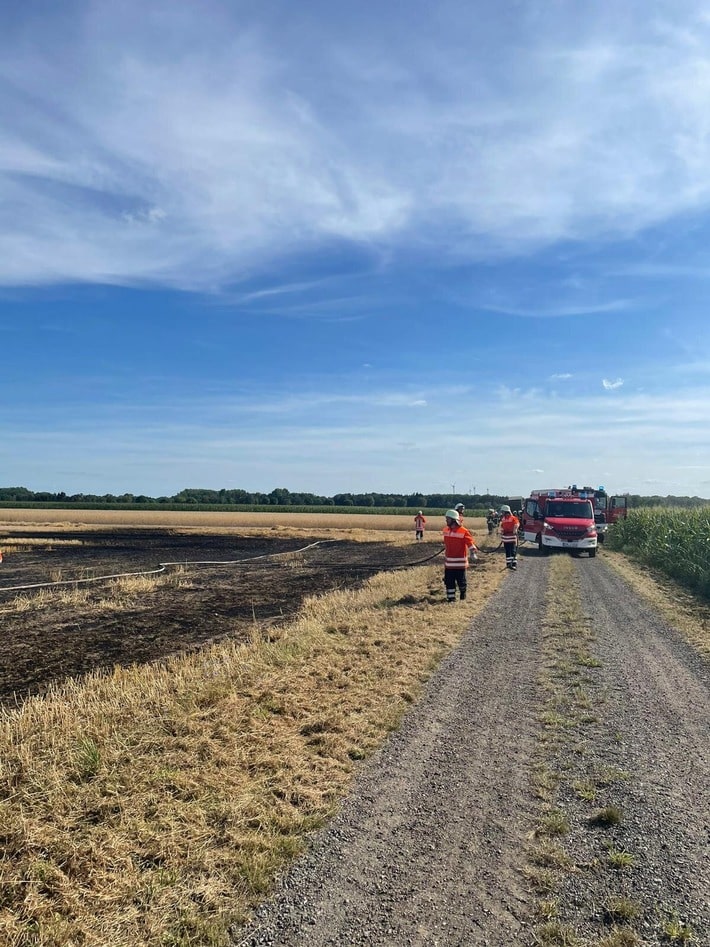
557,528,586,541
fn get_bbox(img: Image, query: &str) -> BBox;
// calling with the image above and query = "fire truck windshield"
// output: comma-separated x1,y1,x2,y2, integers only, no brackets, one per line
546,500,593,519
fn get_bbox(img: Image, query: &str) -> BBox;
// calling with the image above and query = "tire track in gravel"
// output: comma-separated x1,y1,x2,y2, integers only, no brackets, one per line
570,558,710,942
234,557,548,947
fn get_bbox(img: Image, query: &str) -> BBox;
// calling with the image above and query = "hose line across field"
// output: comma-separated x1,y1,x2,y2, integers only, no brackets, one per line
0,541,445,596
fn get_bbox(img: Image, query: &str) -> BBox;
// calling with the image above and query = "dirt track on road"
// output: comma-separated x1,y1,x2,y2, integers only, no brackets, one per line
235,553,709,947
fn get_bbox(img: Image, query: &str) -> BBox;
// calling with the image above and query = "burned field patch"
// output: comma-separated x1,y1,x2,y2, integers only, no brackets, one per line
0,529,435,705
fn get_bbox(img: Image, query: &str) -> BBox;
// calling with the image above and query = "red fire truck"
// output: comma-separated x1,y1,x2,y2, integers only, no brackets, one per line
522,487,599,557
521,484,628,557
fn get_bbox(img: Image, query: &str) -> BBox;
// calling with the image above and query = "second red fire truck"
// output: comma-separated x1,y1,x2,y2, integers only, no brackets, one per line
590,487,628,542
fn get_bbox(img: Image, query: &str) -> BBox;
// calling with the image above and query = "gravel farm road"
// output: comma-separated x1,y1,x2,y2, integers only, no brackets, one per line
233,554,709,947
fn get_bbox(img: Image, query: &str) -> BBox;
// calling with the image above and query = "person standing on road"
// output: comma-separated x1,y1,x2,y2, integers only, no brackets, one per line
414,511,427,541
442,509,477,603
499,504,520,570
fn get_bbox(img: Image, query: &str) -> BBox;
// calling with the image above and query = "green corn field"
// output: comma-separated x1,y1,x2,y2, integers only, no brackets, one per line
608,507,710,599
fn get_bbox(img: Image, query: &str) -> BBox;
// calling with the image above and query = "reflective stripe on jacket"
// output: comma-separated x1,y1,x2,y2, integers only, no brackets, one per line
442,525,474,568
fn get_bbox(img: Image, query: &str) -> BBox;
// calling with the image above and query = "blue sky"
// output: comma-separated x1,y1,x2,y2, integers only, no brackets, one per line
2,0,710,499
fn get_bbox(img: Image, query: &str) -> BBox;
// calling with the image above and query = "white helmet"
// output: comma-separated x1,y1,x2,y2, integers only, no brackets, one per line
499,504,511,514
455,503,465,512
445,509,460,523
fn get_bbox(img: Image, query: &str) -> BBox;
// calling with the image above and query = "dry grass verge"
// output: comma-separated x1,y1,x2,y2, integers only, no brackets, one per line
602,549,710,655
0,556,503,946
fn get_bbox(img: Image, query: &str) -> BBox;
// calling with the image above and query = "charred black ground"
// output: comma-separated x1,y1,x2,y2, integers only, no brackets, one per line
0,529,436,705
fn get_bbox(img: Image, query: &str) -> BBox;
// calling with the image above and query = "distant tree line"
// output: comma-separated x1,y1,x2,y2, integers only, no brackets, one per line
0,485,502,508
0,486,708,509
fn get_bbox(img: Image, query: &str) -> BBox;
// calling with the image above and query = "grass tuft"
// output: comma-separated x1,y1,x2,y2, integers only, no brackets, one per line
529,842,573,870
589,805,623,828
572,779,597,802
73,735,102,781
537,809,570,837
534,920,580,945
536,898,559,920
606,847,635,870
597,929,642,947
661,910,694,943
603,896,641,923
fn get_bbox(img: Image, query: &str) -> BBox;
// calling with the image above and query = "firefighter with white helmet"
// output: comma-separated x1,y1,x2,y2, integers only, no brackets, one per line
499,505,520,570
442,509,477,603
414,510,426,541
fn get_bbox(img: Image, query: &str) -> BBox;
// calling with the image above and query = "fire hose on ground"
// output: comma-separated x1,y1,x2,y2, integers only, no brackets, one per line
0,541,449,596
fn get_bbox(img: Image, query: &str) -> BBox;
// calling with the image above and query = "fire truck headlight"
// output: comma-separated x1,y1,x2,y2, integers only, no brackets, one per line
543,521,554,532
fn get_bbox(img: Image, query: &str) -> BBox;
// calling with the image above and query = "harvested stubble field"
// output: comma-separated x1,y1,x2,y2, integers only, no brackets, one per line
0,511,458,704
0,510,507,947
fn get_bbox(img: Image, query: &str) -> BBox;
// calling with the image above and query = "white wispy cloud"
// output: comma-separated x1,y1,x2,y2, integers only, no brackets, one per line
602,378,624,389
3,1,710,289
480,299,633,318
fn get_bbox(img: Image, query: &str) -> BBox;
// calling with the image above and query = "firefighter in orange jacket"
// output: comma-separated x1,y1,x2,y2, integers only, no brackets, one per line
414,511,426,541
442,509,477,603
499,504,520,570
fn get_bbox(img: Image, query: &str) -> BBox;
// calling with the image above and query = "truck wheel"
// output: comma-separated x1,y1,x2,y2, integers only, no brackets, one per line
589,548,597,558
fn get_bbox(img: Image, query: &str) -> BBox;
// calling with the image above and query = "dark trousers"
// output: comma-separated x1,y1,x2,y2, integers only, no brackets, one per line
444,568,467,601
503,539,517,565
